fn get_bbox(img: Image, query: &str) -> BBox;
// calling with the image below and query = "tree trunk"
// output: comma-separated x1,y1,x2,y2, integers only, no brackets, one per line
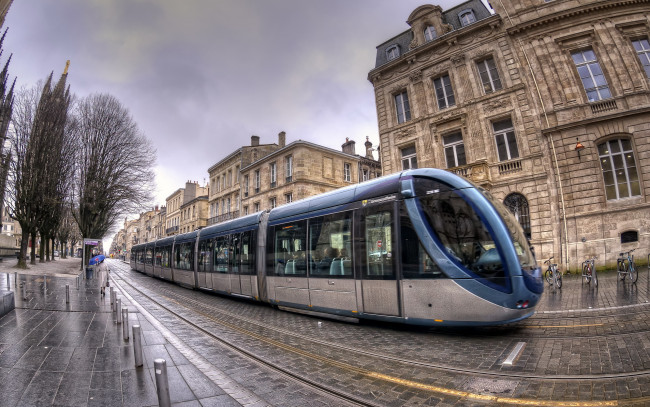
39,234,45,263
30,232,37,265
16,233,29,269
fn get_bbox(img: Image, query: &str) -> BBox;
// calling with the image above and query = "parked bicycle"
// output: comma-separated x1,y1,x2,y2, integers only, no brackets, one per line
617,249,638,283
581,257,597,287
544,256,562,289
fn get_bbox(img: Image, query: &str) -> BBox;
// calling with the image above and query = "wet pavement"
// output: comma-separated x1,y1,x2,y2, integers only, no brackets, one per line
0,257,649,406
0,258,241,407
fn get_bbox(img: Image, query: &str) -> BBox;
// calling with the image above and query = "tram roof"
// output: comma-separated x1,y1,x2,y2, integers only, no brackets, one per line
268,172,403,223
198,212,264,239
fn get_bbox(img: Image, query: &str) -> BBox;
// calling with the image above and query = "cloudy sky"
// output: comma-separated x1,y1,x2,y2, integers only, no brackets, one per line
3,0,488,245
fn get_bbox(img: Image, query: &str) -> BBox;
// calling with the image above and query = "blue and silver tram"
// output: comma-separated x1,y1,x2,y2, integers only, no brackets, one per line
130,168,542,326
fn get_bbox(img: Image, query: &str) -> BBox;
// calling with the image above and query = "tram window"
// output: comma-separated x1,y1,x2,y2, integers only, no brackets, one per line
272,221,307,276
309,212,353,278
214,237,229,273
174,242,194,271
198,240,211,272
145,248,153,265
400,206,446,279
155,249,162,266
362,209,395,279
160,246,171,267
240,231,255,275
414,178,506,286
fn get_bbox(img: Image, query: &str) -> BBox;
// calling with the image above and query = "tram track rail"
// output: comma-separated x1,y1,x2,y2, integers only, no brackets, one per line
111,263,650,384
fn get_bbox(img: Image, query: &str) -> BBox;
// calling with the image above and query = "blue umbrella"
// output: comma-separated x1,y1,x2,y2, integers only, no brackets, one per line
89,254,106,265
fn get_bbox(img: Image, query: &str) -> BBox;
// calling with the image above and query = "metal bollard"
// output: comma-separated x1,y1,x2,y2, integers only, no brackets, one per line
66,284,70,303
76,276,80,289
14,271,17,287
133,325,143,367
21,282,26,300
43,275,47,291
154,359,171,407
116,298,122,324
110,286,114,307
122,307,129,340
6,273,9,288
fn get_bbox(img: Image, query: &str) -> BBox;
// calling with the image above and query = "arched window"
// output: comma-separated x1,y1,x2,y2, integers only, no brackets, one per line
424,26,437,42
459,9,476,27
504,193,531,239
386,45,400,61
598,138,641,200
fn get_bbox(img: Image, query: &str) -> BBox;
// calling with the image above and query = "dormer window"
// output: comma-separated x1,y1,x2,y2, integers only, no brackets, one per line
459,9,476,27
386,45,400,61
424,26,437,42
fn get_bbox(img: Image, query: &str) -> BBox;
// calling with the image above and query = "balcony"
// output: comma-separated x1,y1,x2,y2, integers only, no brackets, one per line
447,160,490,186
208,211,240,225
286,175,293,183
165,225,179,235
590,99,617,114
497,159,522,175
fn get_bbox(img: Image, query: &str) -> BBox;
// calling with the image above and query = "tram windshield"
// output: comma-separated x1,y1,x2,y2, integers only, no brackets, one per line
412,178,534,287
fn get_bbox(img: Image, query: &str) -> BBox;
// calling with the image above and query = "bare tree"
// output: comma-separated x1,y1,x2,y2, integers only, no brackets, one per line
71,93,155,265
6,68,71,268
0,29,15,227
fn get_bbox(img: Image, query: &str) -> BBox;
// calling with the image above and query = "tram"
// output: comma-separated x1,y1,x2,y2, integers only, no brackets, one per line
131,168,542,326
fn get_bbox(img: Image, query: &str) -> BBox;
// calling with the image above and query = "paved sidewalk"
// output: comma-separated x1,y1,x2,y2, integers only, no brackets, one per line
0,258,239,407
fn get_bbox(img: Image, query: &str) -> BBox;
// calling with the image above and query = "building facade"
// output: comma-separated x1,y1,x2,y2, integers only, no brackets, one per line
207,134,280,225
369,0,650,270
240,137,381,215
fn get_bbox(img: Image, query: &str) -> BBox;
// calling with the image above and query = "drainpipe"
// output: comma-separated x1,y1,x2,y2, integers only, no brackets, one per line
497,1,570,268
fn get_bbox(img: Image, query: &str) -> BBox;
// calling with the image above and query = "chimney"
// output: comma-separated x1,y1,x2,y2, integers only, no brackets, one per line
251,135,260,146
365,136,374,159
278,131,286,148
341,137,356,155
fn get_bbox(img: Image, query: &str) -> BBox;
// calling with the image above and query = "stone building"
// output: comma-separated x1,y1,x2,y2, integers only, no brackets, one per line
207,134,280,225
164,181,208,236
179,195,209,234
240,136,381,215
368,0,650,270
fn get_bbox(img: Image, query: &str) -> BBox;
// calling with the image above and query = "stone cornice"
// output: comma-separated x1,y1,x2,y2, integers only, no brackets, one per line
541,105,650,135
506,0,649,36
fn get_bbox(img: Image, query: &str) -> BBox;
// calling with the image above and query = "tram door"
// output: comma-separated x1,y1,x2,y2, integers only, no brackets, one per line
229,235,242,294
359,204,400,316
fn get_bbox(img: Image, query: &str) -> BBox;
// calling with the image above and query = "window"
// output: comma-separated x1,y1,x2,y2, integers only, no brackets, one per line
424,26,437,42
198,240,211,272
271,221,307,276
309,211,353,277
285,193,293,204
621,230,638,244
286,156,293,182
493,118,519,161
254,170,260,193
433,74,455,109
213,237,228,273
270,162,277,188
598,139,640,200
572,49,611,102
270,197,276,209
386,44,400,61
401,146,418,170
244,206,249,215
362,169,369,181
174,242,194,271
459,10,476,26
443,132,466,168
504,193,531,239
344,163,351,182
244,175,249,197
362,208,394,279
226,198,231,213
395,91,411,124
477,57,502,94
254,202,260,212
632,38,650,78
